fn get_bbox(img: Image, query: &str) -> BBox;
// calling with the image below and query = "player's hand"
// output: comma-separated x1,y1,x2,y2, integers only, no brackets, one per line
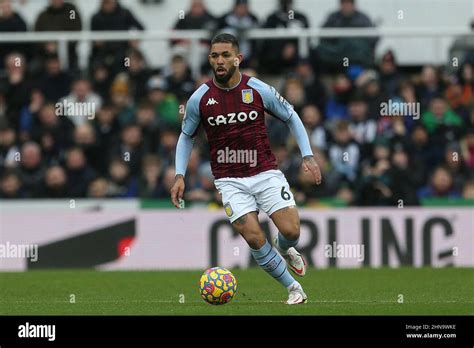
170,175,185,208
303,155,322,185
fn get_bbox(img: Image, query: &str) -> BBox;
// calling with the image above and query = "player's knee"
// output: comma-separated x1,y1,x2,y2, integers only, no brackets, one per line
245,232,266,250
282,220,300,240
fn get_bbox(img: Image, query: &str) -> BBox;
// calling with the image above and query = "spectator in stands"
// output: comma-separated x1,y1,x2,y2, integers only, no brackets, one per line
136,101,160,153
376,115,407,151
198,162,218,205
91,61,113,102
184,149,212,203
164,54,196,103
0,89,6,125
407,124,442,179
17,142,45,197
39,54,73,102
416,65,444,111
0,171,23,198
93,104,120,174
445,81,470,124
328,120,360,183
19,88,45,142
443,143,469,192
111,123,144,175
217,0,259,68
64,147,96,197
38,165,68,198
458,63,473,108
388,146,421,205
421,95,463,136
325,73,352,122
348,93,377,157
34,0,82,72
87,177,110,198
160,166,178,199
61,78,103,126
294,59,327,113
391,79,417,130
259,0,309,75
90,0,145,74
282,76,306,115
266,77,306,149
461,180,474,199
0,52,32,132
417,165,461,199
171,0,217,46
107,158,137,197
294,148,341,204
0,0,28,69
31,102,75,153
125,48,153,104
139,154,164,198
73,123,103,173
171,0,217,73
317,0,378,71
378,50,403,98
110,73,135,126
0,125,18,169
147,75,180,128
448,18,474,68
272,143,300,187
301,104,327,150
156,127,178,169
335,184,355,205
358,70,385,119
460,128,474,169
356,156,393,206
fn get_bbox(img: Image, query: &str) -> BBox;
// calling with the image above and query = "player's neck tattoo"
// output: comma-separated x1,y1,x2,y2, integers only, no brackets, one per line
213,72,242,91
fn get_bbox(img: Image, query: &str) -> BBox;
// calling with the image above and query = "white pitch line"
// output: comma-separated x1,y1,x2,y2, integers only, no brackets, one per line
1,300,471,304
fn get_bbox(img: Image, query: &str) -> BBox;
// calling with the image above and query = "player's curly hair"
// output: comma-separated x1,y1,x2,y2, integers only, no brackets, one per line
211,33,240,51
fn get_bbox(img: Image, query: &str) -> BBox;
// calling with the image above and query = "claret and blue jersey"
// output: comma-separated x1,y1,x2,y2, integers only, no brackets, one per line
182,73,298,179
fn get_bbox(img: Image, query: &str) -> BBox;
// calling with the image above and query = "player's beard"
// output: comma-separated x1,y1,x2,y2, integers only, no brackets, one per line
214,65,237,84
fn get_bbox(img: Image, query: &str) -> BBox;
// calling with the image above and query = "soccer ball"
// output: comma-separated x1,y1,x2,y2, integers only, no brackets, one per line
199,267,237,305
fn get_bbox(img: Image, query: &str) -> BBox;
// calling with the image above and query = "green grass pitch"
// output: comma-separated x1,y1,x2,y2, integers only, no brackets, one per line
1,268,473,315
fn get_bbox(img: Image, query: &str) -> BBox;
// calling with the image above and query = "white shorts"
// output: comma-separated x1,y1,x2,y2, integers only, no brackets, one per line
214,169,296,223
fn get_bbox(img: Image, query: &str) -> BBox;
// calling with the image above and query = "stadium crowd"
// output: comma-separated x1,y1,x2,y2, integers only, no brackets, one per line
0,0,473,206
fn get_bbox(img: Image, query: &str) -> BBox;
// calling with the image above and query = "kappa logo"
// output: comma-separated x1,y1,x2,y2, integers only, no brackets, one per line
206,98,219,106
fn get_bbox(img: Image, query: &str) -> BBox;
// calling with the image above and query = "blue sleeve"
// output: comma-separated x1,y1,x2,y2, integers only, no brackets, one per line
247,77,293,122
175,132,195,176
181,84,209,137
248,77,313,157
286,113,314,157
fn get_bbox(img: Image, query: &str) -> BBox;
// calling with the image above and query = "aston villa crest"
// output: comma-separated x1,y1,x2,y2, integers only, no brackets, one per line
224,202,233,217
241,89,253,104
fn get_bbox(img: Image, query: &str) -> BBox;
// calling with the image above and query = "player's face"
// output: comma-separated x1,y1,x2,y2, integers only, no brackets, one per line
209,43,242,84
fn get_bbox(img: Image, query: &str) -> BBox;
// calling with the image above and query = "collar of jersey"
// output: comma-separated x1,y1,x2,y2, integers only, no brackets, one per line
212,72,242,91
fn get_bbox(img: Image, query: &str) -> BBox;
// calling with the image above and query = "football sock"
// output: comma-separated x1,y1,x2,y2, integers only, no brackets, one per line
250,240,295,288
287,280,301,291
277,233,298,254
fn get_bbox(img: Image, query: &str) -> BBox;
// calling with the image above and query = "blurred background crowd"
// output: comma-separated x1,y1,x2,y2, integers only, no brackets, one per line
0,0,473,206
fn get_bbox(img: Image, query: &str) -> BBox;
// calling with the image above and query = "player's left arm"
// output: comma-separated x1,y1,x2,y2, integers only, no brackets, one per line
248,77,322,185
286,114,322,185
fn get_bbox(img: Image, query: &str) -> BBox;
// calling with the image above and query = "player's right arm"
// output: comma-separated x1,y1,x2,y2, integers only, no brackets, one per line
170,86,206,208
